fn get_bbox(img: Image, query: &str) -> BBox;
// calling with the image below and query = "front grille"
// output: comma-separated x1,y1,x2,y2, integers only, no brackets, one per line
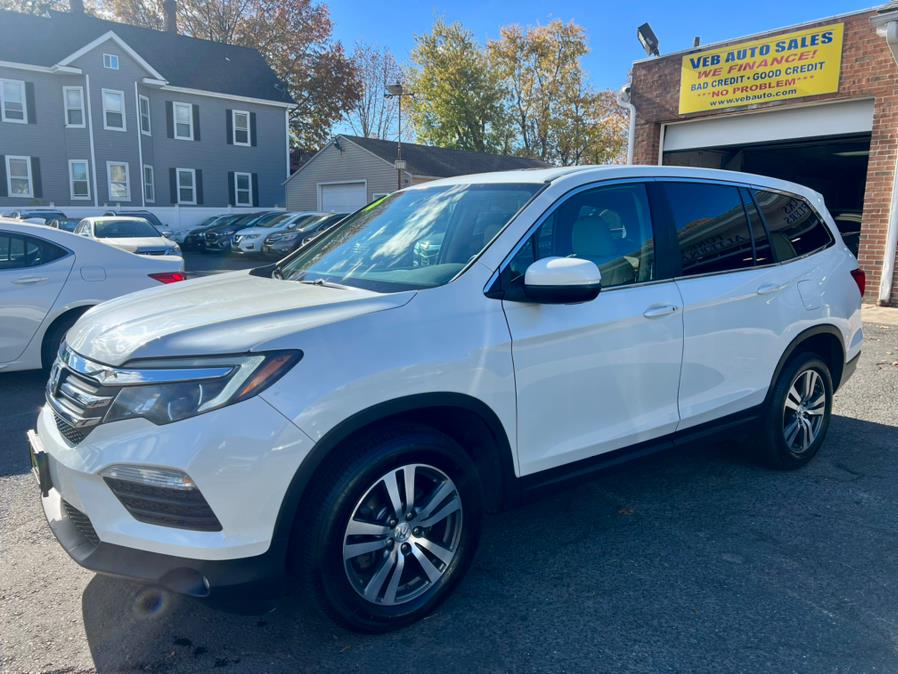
103,478,222,531
47,354,119,446
53,410,91,445
62,500,100,546
204,231,218,241
135,247,168,256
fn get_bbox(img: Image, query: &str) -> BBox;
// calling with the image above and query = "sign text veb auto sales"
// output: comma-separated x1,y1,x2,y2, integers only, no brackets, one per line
678,24,844,114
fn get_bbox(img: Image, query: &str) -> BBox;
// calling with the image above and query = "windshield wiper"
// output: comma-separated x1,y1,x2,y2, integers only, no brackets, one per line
296,277,349,290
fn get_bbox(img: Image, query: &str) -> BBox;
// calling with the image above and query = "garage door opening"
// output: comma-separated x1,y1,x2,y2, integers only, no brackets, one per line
663,134,871,256
319,182,367,214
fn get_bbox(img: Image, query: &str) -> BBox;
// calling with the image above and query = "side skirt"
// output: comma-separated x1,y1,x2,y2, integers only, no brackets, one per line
515,405,763,498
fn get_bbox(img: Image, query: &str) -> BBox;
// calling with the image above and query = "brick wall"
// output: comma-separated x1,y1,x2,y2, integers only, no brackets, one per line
630,10,898,305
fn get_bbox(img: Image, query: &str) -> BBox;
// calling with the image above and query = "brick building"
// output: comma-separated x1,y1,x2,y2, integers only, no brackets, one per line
627,6,898,306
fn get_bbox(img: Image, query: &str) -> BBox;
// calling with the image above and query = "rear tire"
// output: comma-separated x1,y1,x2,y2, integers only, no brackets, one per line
756,353,833,470
294,424,483,633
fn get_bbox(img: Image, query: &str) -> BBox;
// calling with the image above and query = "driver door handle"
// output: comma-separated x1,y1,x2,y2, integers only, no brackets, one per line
12,276,48,285
643,304,679,319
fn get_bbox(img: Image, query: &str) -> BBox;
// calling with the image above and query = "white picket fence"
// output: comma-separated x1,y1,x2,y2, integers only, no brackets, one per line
54,205,285,238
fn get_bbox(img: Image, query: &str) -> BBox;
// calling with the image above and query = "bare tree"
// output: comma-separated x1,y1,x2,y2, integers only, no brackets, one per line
344,43,402,140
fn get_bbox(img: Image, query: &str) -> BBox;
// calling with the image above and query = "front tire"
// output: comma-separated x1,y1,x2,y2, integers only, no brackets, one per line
295,425,483,632
757,353,833,470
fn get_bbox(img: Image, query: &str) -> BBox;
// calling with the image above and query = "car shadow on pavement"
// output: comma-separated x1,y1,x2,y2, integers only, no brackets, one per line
0,369,47,477
79,413,898,673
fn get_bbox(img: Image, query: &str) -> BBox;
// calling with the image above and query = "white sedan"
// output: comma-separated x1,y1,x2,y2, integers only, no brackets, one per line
74,216,181,257
0,220,186,372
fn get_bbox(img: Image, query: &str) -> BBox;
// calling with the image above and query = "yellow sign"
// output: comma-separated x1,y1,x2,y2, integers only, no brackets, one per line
678,23,844,114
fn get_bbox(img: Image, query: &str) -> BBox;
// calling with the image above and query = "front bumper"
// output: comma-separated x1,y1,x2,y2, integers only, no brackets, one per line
262,241,295,257
40,486,286,597
233,238,262,253
33,395,314,593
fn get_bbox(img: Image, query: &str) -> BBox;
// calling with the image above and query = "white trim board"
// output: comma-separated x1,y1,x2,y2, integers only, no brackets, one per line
56,31,165,80
662,99,875,152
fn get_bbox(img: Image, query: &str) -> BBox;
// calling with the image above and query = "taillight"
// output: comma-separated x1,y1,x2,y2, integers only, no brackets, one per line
149,271,187,284
850,268,865,297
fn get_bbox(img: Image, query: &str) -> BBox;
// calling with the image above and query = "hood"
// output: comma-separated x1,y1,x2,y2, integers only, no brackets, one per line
101,236,171,252
66,271,415,366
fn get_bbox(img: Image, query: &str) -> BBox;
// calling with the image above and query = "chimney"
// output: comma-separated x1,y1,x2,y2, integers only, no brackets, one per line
70,0,84,13
163,0,177,33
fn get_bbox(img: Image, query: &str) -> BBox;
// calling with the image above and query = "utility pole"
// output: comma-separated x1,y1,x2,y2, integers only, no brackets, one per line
385,83,414,191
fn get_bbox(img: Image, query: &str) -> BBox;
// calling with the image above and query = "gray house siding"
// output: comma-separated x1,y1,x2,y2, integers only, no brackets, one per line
0,33,290,210
285,140,408,211
0,67,92,207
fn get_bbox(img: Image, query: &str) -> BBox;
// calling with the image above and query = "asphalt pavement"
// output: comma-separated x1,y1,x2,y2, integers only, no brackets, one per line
1,319,897,673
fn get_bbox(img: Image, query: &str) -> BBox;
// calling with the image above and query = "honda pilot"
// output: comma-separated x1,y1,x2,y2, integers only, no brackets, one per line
30,166,864,632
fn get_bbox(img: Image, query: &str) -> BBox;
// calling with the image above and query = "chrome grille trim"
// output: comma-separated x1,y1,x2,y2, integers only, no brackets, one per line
48,348,121,444
58,346,234,385
58,379,113,410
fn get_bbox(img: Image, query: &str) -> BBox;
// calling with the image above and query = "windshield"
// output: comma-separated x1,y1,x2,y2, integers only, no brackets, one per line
279,183,540,292
56,219,78,232
93,218,159,238
290,215,328,231
253,213,294,228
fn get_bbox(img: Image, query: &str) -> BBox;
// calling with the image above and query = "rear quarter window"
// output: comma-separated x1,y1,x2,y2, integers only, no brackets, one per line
752,190,833,261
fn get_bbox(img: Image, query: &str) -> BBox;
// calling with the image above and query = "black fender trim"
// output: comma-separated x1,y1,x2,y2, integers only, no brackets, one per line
764,324,847,404
270,392,518,563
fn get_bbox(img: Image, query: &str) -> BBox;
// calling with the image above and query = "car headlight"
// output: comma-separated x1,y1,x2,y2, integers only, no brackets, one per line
164,245,181,255
104,351,301,425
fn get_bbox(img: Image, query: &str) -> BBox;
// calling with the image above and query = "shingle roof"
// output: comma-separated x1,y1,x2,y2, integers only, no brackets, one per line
0,9,293,104
343,135,551,177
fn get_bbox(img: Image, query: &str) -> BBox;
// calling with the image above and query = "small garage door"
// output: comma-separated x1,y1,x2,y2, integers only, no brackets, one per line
319,182,367,213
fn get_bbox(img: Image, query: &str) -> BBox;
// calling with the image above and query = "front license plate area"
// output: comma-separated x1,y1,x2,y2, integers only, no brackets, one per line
26,430,52,496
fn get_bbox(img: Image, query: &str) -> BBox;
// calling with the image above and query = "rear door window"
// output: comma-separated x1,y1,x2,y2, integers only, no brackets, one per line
0,233,66,269
658,181,754,276
752,189,834,261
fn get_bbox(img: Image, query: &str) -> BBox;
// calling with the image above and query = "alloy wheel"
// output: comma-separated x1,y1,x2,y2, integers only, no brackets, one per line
342,463,463,606
782,368,827,454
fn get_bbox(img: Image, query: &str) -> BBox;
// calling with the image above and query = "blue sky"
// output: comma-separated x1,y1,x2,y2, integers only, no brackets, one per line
327,0,872,91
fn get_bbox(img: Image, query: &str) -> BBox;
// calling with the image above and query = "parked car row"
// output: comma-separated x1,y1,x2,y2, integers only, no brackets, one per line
3,208,180,258
179,210,348,257
4,207,351,261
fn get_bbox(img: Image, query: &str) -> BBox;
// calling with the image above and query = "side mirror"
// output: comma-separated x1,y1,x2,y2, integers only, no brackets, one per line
523,257,602,304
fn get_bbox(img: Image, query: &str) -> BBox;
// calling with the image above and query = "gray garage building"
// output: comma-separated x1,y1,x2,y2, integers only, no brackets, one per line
285,134,549,213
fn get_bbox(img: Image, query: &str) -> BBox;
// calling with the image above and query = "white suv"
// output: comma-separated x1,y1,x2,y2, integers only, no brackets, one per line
30,166,864,632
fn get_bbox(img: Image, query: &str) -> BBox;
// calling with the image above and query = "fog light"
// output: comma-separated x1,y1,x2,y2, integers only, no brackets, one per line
100,465,196,490
100,465,221,531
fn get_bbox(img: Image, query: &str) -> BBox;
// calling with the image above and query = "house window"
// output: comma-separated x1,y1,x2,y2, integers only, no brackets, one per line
232,110,250,145
107,161,130,201
5,156,33,197
173,102,193,140
139,95,151,135
143,164,156,203
143,165,155,203
103,53,119,70
63,86,85,127
102,89,126,131
69,160,90,200
0,79,26,123
234,172,252,206
176,168,196,204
